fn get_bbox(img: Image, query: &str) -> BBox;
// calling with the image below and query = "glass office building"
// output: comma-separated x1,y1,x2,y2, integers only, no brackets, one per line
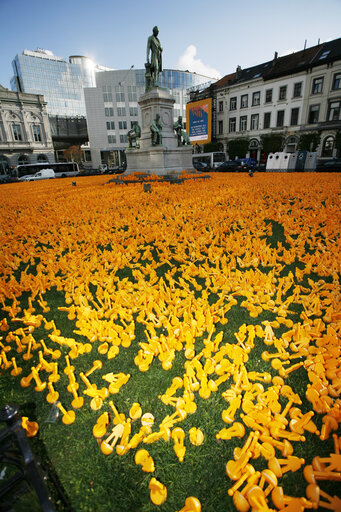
11,49,110,117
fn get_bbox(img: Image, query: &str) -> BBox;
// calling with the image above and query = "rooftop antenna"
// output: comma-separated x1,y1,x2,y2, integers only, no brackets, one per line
118,65,134,86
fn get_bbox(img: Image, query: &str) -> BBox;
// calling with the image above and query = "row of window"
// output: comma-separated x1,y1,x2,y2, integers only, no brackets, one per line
219,72,341,113
104,107,138,117
108,134,128,144
102,85,138,103
219,99,341,134
308,100,341,123
222,109,295,133
224,85,300,112
106,121,128,130
223,109,299,133
311,73,341,94
8,123,42,142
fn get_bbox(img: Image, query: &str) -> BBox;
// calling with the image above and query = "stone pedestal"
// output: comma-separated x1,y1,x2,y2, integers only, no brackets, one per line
125,87,193,175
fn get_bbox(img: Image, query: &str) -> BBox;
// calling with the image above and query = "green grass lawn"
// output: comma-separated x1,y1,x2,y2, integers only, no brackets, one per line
0,173,340,512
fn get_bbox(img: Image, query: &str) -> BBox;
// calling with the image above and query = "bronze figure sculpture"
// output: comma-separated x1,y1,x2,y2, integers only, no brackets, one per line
146,26,162,89
150,114,162,145
127,121,141,148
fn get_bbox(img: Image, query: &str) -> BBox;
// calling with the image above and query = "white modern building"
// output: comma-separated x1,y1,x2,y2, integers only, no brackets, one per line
189,37,341,164
84,69,214,169
0,85,54,173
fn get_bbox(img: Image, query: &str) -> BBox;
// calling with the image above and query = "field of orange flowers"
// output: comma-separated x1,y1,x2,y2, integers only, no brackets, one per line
0,172,340,512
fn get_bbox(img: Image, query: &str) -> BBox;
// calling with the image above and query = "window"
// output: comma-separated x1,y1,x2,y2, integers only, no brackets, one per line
12,124,22,141
120,134,128,143
103,92,112,102
239,116,247,131
319,50,330,60
252,91,260,106
230,97,237,110
117,107,126,117
18,154,29,165
321,136,334,157
290,108,299,126
84,150,91,162
105,107,114,117
32,125,42,142
265,89,273,103
103,85,112,102
106,121,115,130
312,77,323,94
250,114,259,130
129,106,138,116
219,101,224,112
286,136,298,153
115,85,125,102
293,82,302,98
308,105,320,124
240,95,248,108
263,112,271,129
127,85,137,101
218,120,223,135
229,117,236,132
119,121,127,130
327,101,341,121
276,110,285,127
108,135,116,144
279,86,287,101
173,91,181,103
332,73,341,90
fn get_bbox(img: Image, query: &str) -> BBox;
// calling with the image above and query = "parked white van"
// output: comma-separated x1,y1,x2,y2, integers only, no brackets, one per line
21,169,56,181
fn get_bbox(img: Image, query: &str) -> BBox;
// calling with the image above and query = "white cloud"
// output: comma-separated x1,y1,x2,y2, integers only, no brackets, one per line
176,45,222,79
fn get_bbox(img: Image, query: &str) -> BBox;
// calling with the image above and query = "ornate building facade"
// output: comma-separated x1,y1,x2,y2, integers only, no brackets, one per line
0,85,54,174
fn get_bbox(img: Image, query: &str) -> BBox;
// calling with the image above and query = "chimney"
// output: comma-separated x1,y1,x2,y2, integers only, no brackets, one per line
272,51,278,66
236,65,242,77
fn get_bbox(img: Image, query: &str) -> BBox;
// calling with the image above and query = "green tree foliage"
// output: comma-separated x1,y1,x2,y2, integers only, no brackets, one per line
227,138,249,159
203,142,220,153
260,134,284,154
297,132,321,151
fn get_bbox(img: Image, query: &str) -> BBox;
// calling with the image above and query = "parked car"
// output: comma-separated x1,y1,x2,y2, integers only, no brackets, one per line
107,163,127,174
0,174,18,184
21,169,55,181
315,158,341,172
78,169,102,176
193,161,209,172
216,160,250,172
236,158,257,168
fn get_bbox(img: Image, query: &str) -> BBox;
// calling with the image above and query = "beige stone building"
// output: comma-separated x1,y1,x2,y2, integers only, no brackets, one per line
188,37,341,165
0,85,54,174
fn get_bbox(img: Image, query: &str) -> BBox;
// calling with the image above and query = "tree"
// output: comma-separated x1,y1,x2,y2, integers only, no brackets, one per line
204,141,220,153
227,138,249,160
260,134,284,154
63,145,83,163
297,132,321,152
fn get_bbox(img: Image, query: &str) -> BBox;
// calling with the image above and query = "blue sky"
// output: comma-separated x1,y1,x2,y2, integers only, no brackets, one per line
1,0,340,88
